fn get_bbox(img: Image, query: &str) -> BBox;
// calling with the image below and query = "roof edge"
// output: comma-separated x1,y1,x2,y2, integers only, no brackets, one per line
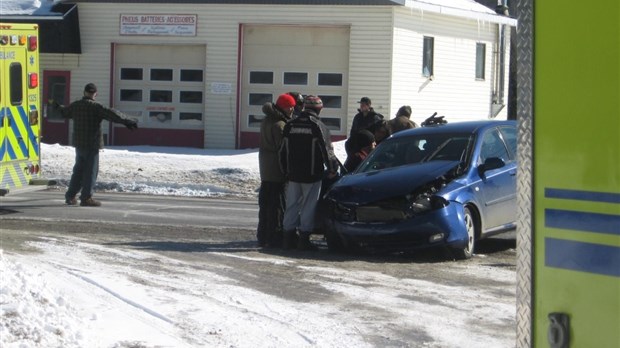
405,0,517,26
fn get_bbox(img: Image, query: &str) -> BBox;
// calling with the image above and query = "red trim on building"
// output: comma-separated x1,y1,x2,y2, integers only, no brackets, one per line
239,131,259,149
108,43,116,144
235,23,243,149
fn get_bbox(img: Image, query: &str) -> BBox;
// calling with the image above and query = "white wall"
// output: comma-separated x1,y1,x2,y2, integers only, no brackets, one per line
41,3,512,148
391,7,510,124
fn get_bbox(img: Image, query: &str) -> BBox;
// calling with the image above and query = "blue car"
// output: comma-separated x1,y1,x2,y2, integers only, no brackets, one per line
323,120,517,259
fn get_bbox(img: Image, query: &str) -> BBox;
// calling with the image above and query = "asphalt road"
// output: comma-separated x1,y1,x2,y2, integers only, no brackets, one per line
0,189,518,346
0,189,259,230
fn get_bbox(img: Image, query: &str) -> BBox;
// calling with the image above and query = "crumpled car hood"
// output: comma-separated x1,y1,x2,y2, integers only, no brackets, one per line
327,160,460,204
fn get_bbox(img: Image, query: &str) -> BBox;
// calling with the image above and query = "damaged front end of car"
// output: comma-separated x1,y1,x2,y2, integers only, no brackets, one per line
323,163,469,252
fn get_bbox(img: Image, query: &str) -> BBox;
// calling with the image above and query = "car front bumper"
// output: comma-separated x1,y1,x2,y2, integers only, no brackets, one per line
326,201,468,252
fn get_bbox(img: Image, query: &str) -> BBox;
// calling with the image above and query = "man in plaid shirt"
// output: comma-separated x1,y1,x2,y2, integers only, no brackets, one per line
50,83,138,207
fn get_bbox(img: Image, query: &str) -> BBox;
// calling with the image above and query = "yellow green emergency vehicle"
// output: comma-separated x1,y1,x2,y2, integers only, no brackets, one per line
0,23,42,196
515,0,619,347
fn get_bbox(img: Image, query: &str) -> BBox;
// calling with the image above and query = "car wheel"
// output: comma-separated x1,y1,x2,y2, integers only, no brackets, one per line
453,206,476,260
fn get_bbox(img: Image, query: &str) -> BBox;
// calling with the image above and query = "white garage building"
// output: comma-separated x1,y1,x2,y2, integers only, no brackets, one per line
7,0,517,149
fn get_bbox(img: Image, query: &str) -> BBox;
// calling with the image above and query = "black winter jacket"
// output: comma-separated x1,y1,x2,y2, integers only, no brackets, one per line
279,110,338,183
349,108,384,137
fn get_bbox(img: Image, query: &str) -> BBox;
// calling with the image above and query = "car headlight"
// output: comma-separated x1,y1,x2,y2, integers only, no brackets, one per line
407,195,449,215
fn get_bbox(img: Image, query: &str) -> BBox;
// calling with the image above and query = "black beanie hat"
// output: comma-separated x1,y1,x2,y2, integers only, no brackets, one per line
354,129,375,148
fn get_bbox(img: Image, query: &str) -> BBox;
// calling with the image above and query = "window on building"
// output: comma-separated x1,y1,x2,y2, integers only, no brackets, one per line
151,69,173,81
476,43,486,80
180,112,203,122
250,71,273,84
318,73,343,86
249,93,273,106
45,75,67,120
120,89,142,102
423,36,434,77
180,69,203,82
180,91,202,103
248,114,264,128
10,63,23,105
284,72,308,85
321,117,341,131
120,68,143,80
149,111,172,123
150,90,172,103
318,95,342,108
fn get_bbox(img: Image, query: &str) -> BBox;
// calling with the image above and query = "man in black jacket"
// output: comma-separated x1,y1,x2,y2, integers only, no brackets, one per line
279,96,339,250
347,97,383,155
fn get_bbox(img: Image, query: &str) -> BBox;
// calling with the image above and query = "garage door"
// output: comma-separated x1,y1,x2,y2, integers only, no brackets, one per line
241,25,349,135
114,44,206,130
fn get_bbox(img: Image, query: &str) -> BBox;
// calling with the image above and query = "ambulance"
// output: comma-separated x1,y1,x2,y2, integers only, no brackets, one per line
0,23,44,196
515,0,619,347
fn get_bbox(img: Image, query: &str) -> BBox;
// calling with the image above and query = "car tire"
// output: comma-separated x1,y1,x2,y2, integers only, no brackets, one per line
452,206,476,260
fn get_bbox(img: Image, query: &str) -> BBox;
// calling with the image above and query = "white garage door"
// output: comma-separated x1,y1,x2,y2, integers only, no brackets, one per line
241,25,349,134
114,44,206,129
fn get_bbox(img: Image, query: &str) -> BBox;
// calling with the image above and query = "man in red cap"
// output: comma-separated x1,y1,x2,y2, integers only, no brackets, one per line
257,93,296,248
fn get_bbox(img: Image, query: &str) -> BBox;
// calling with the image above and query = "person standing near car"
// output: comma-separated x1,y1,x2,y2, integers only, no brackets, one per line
257,93,297,248
389,105,418,134
49,83,138,207
279,95,339,250
344,129,376,173
287,91,304,118
346,97,383,155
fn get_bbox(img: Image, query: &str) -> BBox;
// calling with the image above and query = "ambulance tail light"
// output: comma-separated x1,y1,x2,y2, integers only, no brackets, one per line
28,35,37,51
29,73,38,88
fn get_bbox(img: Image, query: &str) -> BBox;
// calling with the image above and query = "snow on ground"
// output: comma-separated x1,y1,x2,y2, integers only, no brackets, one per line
1,142,515,347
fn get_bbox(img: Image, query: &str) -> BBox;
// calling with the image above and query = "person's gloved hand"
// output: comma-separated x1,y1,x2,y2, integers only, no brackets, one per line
125,120,138,130
47,99,60,109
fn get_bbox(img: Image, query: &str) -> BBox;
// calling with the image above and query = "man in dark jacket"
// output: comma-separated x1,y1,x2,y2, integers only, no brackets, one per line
389,105,418,134
51,83,138,207
257,93,296,247
347,97,383,155
279,95,339,250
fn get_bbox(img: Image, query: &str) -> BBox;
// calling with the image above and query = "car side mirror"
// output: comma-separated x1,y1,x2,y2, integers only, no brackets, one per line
478,157,505,175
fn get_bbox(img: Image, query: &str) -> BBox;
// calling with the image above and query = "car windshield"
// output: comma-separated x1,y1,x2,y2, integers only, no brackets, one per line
356,132,473,173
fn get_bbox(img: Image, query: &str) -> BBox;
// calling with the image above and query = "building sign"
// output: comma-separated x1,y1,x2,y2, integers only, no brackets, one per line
120,14,197,36
211,82,232,95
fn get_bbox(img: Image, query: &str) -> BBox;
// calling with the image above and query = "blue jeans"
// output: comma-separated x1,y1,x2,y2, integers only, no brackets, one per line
66,148,99,201
283,180,322,234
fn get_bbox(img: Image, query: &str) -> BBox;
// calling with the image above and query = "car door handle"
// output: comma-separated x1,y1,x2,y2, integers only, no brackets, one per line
509,170,516,176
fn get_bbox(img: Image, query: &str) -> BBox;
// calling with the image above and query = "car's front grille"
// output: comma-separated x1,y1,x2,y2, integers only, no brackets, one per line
355,206,406,222
332,198,410,223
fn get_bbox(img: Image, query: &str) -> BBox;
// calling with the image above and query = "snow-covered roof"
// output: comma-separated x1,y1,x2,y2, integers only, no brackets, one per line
405,0,517,26
2,0,516,26
0,0,63,16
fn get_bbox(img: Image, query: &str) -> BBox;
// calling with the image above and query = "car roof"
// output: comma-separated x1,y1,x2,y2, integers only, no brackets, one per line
391,119,516,138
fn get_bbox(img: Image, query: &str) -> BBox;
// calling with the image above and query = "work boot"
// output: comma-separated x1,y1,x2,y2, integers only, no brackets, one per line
297,232,317,251
282,230,297,250
80,197,102,207
269,230,283,248
65,196,77,205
